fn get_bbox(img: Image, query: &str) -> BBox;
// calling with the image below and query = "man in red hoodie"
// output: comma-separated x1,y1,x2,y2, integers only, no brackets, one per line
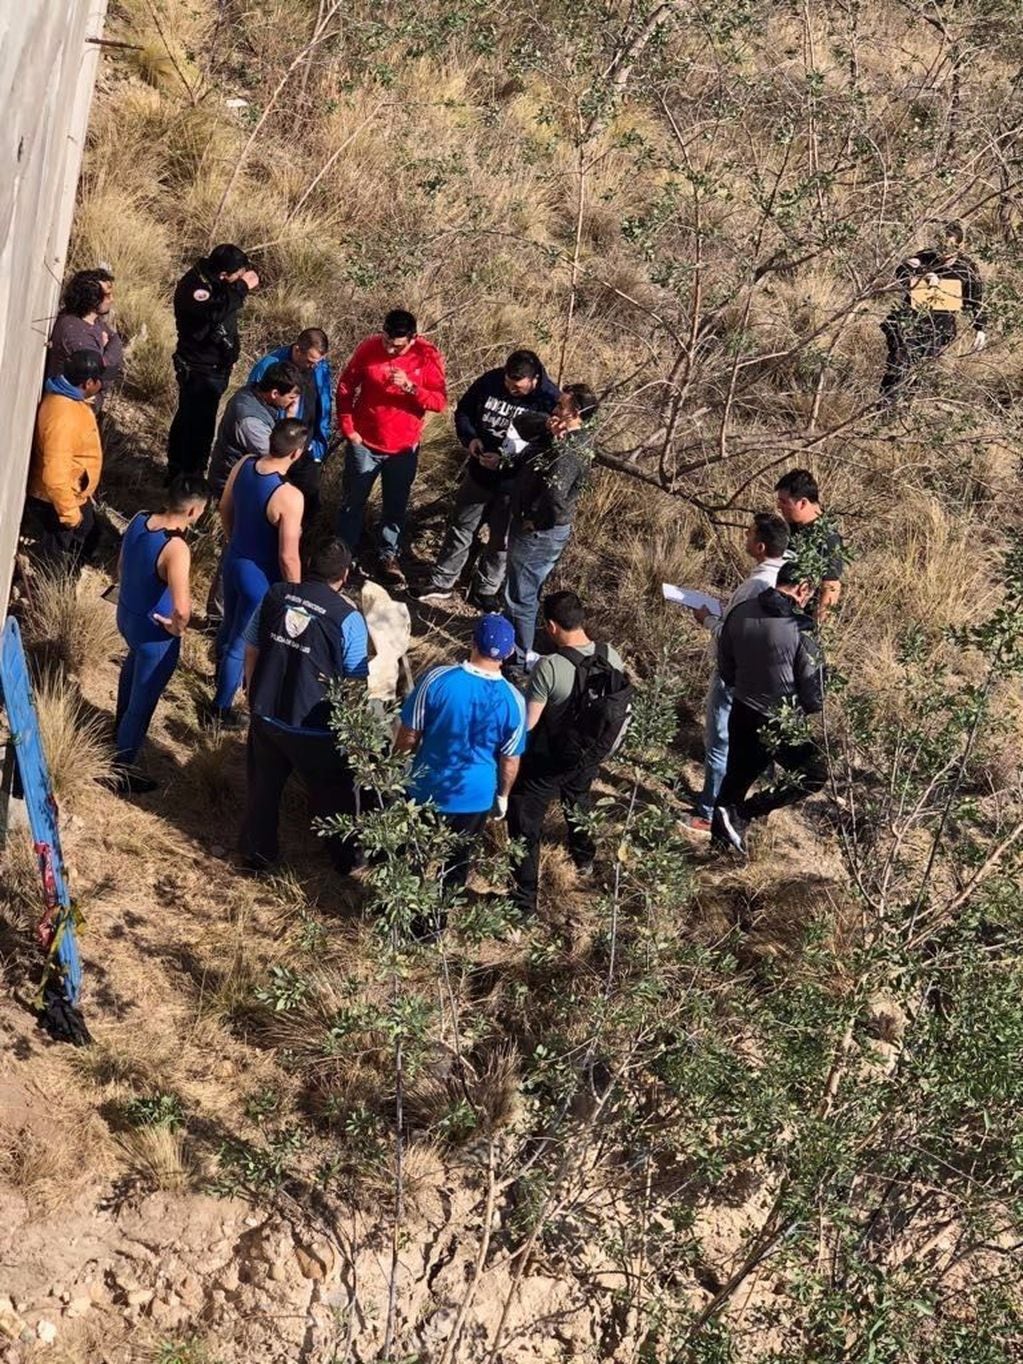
335,309,447,588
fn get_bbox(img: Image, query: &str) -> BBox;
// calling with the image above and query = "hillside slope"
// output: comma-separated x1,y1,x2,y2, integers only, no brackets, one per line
2,1,1023,1361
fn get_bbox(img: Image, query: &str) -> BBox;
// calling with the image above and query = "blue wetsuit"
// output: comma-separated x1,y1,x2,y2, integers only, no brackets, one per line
214,456,285,710
115,513,180,765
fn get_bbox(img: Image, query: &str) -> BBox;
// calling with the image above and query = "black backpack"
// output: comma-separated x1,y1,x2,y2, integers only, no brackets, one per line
545,645,633,766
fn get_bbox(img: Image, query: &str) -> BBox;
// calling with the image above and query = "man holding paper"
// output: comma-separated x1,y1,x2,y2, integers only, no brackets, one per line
666,512,789,830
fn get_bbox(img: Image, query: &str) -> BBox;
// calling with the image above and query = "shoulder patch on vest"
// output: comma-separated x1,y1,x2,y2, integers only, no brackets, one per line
192,287,211,302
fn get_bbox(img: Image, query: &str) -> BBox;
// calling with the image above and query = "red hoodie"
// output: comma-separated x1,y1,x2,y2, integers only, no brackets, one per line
336,334,447,455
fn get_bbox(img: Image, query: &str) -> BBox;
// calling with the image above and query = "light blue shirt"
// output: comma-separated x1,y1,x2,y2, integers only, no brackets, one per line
401,662,526,814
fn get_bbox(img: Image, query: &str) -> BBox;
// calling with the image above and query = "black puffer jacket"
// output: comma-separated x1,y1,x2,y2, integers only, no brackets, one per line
717,588,824,717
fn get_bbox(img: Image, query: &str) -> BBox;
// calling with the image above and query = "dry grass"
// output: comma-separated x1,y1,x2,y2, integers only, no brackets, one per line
9,5,1018,1357
33,671,114,806
21,567,120,679
115,1125,196,1193
0,1114,111,1214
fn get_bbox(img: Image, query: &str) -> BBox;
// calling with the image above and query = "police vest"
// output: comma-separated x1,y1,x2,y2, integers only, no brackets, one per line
249,579,358,730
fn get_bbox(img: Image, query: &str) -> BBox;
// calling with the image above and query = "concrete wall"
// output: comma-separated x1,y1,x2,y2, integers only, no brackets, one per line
0,1,109,609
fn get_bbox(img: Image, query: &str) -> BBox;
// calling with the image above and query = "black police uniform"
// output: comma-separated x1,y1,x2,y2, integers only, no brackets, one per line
166,259,251,479
880,250,985,398
240,578,366,873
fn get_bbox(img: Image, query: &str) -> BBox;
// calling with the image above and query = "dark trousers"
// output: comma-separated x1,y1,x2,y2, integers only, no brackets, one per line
507,757,598,912
717,698,826,821
24,498,99,577
289,454,323,530
410,809,489,939
240,715,362,872
879,311,957,397
167,362,230,478
430,469,512,596
336,441,418,559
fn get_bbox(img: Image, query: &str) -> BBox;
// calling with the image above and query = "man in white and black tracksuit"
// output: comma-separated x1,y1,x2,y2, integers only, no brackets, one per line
240,539,369,874
712,561,827,854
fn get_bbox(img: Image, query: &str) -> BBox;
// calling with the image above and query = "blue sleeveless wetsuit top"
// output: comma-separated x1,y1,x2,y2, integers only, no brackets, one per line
117,513,174,645
226,457,284,578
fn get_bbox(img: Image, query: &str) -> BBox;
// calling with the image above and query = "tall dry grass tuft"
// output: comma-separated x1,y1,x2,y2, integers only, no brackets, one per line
33,671,114,806
21,568,120,679
115,1125,196,1193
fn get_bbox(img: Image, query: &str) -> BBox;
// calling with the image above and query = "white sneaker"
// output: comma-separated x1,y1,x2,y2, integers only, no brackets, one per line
414,588,455,607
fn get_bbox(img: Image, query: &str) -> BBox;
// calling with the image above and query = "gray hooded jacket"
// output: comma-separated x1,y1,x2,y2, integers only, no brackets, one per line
717,588,824,718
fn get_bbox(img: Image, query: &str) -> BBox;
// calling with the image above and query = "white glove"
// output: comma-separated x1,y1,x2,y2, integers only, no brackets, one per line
494,794,509,821
972,329,987,353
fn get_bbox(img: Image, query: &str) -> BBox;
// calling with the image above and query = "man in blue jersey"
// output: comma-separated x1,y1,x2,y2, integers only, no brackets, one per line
240,538,370,873
395,613,526,934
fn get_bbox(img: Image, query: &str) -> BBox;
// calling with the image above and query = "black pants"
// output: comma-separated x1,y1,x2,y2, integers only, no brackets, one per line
879,311,957,397
717,699,826,821
240,716,362,872
24,498,99,578
507,757,598,912
410,810,488,939
167,361,230,478
288,454,323,530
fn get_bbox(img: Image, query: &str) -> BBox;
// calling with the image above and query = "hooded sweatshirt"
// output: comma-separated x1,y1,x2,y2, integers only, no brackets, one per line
28,380,103,526
336,334,446,455
454,365,561,488
717,587,824,718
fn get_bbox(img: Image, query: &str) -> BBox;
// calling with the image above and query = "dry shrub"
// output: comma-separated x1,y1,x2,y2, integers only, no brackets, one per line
21,567,120,679
115,1125,195,1193
184,729,241,813
33,671,114,806
0,1118,106,1213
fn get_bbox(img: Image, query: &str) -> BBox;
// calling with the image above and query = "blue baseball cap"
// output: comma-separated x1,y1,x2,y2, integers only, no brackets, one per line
473,613,516,661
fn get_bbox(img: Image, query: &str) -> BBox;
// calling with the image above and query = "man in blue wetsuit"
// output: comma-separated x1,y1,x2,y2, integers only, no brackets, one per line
240,538,370,874
206,418,306,728
110,476,211,793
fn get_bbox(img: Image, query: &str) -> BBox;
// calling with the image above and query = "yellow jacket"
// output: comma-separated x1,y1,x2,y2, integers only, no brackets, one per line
28,392,103,527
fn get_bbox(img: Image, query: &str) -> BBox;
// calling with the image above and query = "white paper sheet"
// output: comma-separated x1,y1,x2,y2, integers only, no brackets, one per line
661,583,723,616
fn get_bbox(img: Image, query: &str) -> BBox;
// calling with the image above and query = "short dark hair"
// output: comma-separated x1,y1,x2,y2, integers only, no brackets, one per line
775,468,820,503
296,327,329,353
61,268,113,318
752,512,789,558
383,309,417,339
64,348,104,386
165,475,211,512
505,349,542,382
206,242,250,274
269,418,309,457
308,537,353,582
543,590,585,630
562,382,599,423
777,561,811,589
256,361,303,396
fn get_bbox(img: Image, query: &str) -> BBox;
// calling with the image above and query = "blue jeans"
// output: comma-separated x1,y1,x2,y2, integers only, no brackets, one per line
115,634,180,766
505,523,573,660
214,556,272,710
336,441,418,558
697,671,733,818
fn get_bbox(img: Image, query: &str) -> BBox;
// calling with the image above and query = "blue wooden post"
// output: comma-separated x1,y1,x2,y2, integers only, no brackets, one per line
0,617,84,1014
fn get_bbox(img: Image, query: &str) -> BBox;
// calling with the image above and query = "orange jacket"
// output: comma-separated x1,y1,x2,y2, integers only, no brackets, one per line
28,392,103,527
